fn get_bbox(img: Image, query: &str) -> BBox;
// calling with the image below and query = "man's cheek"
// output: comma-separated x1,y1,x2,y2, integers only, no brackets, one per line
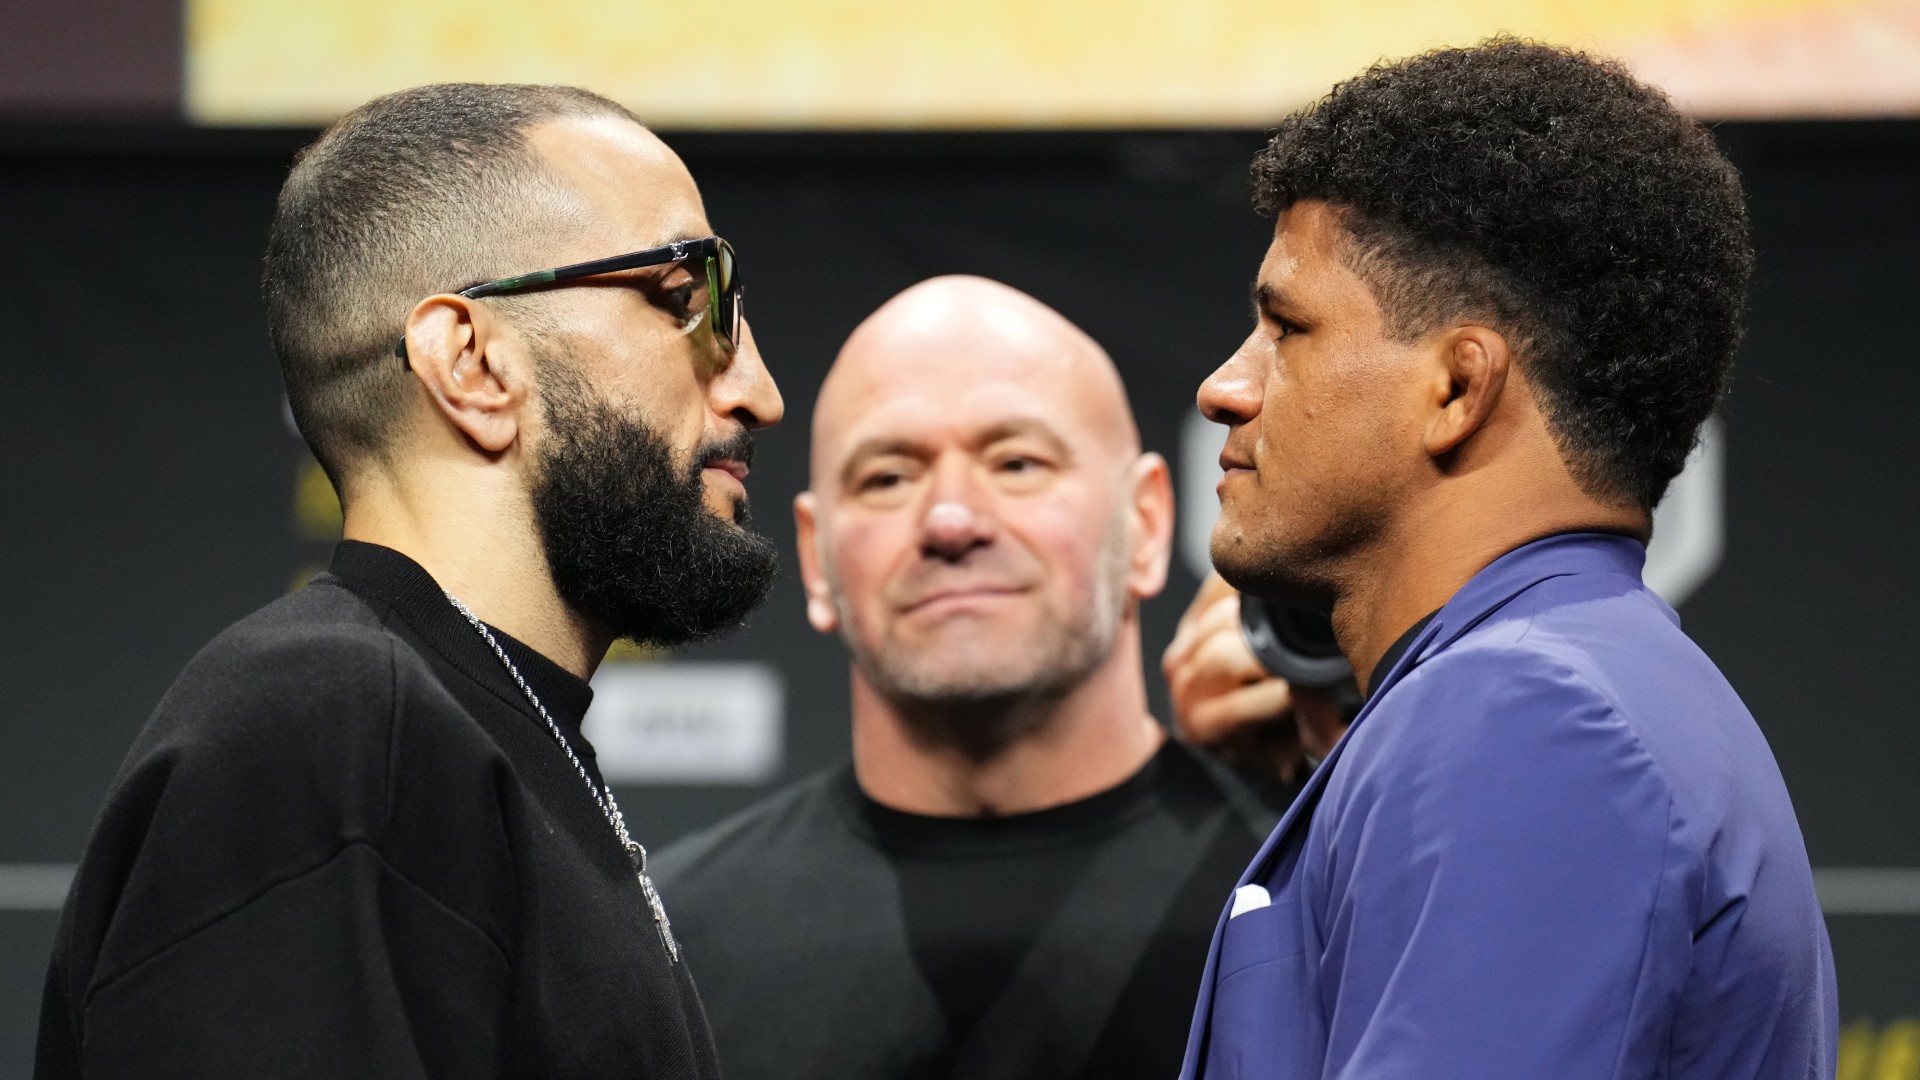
831,547,891,637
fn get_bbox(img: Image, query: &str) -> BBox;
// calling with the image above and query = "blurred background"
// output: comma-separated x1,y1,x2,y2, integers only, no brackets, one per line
3,0,1917,1074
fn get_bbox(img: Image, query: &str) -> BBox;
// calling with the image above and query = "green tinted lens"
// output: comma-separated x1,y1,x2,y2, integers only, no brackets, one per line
712,241,741,349
702,256,730,350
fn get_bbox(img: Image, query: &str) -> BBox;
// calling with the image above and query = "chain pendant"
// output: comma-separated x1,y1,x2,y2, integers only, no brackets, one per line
445,592,682,965
626,842,680,964
638,868,681,963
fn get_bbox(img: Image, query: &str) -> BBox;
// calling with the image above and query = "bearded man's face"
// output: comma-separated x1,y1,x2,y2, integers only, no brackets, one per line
530,359,778,647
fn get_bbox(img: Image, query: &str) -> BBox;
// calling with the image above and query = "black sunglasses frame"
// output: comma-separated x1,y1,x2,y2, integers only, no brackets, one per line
394,235,741,366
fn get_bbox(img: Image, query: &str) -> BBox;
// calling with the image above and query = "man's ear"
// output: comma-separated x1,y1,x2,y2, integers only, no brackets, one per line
402,295,528,456
1124,452,1175,602
793,492,840,634
1421,324,1512,460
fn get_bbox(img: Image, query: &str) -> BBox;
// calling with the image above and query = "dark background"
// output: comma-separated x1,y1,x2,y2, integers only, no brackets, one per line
2,118,1916,1073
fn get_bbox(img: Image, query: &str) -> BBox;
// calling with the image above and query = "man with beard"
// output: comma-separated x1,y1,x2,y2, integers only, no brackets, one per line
653,276,1277,1080
37,83,780,1079
1179,41,1835,1080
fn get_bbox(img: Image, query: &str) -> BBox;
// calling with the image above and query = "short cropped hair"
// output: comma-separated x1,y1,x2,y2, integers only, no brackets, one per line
263,83,641,485
1253,38,1752,509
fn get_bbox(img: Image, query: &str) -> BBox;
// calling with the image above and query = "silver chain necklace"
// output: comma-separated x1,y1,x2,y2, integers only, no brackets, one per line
444,592,680,963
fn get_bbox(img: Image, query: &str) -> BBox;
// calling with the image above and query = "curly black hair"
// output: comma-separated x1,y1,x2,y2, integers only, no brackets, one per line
1252,38,1752,510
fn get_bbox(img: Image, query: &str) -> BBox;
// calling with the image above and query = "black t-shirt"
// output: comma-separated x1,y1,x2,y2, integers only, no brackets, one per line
652,740,1279,1080
1369,610,1438,693
37,541,718,1080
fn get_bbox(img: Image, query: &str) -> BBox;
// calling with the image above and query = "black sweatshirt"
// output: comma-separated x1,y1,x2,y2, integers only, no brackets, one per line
37,541,718,1080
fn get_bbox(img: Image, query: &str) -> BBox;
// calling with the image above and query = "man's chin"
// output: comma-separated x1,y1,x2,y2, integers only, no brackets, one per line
1210,528,1328,608
864,627,1055,697
1209,522,1268,590
700,490,749,526
875,661,1051,706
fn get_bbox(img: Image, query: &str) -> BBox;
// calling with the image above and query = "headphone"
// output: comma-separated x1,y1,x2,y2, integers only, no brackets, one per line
1238,596,1352,690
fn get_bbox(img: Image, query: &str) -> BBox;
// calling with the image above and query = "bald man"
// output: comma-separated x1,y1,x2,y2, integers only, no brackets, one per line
652,277,1276,1080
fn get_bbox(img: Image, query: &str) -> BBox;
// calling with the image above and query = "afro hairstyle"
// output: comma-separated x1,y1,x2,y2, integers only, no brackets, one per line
1252,37,1753,510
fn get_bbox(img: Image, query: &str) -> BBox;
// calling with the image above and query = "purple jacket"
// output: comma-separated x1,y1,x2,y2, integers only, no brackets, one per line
1181,532,1837,1080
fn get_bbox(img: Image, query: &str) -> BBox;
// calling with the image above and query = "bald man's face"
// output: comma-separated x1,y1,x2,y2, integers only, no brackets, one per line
796,287,1171,719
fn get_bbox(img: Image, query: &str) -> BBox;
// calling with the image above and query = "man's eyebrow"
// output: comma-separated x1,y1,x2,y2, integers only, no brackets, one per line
972,418,1072,458
1251,281,1285,318
839,435,927,481
836,419,1074,484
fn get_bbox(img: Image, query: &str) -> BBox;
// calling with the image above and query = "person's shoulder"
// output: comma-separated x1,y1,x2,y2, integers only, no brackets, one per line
152,575,488,745
1350,633,1661,814
1373,632,1614,733
1371,573,1689,736
1374,575,1761,794
183,574,395,681
1325,643,1686,877
1454,569,1721,699
141,579,396,746
1446,572,1801,858
116,574,510,836
67,582,451,984
98,579,444,838
1158,739,1284,835
652,766,856,892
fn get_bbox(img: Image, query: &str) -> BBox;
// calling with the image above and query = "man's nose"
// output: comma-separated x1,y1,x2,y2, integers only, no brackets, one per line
711,320,784,431
921,496,993,561
1198,339,1262,427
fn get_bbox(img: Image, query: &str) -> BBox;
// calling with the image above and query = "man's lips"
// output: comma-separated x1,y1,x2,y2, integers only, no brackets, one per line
1217,452,1256,491
703,459,749,484
901,586,1024,614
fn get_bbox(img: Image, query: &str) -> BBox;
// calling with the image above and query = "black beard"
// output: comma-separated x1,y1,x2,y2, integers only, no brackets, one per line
530,365,778,648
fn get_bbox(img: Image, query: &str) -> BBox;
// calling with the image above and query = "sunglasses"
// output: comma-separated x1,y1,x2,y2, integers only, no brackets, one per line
396,235,742,366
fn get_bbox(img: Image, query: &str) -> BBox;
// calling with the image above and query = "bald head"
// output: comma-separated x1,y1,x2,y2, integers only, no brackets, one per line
793,275,1174,754
811,276,1139,488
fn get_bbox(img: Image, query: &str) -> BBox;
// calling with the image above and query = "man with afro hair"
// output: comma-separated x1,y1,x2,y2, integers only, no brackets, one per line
1179,38,1836,1080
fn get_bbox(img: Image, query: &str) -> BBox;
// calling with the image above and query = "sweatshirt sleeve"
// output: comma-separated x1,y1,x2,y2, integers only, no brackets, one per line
47,616,521,1080
77,841,511,1080
1313,650,1697,1080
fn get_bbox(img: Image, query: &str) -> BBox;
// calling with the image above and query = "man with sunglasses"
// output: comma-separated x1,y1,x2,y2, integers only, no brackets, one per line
38,83,777,1079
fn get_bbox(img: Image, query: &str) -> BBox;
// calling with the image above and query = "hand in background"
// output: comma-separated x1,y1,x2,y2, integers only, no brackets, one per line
1163,574,1351,787
1163,573,1295,745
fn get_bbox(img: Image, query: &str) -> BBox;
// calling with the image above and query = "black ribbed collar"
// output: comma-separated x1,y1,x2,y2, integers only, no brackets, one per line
324,540,595,732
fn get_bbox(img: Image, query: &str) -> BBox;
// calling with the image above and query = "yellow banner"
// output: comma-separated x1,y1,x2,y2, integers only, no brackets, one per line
188,0,1920,125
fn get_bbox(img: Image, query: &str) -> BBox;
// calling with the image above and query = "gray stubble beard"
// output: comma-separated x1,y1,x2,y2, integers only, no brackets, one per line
833,506,1135,763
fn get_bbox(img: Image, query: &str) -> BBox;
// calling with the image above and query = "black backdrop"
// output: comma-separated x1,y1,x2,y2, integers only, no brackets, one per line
2,120,1915,1072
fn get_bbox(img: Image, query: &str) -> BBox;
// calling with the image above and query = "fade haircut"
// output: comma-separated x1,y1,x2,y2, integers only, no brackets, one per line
263,82,643,487
1253,38,1753,510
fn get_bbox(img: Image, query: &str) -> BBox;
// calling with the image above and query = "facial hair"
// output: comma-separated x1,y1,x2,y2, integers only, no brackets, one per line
529,360,779,648
840,501,1134,761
